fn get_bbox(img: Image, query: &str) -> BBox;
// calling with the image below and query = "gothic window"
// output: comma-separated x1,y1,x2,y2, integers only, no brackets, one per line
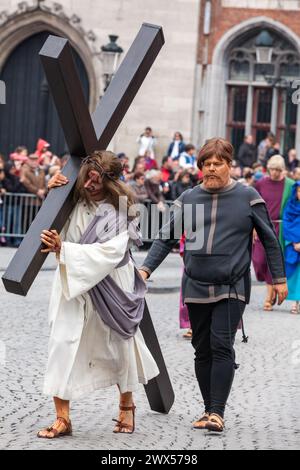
226,29,300,155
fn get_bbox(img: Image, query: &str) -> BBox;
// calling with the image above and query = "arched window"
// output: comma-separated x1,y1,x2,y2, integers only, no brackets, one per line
226,29,300,155
0,32,90,157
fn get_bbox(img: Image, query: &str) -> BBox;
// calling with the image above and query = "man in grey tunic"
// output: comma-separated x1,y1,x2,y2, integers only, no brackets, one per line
139,138,288,432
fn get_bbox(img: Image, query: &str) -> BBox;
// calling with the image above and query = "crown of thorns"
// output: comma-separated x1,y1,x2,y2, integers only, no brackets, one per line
81,156,119,181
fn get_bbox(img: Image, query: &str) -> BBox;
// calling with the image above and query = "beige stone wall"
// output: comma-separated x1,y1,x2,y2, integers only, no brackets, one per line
0,0,200,161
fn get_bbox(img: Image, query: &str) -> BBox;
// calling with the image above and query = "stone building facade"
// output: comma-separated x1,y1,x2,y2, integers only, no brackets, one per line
0,0,200,160
194,0,300,156
0,0,299,160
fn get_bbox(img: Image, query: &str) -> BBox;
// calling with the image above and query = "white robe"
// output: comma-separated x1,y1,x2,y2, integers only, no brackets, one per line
43,200,159,400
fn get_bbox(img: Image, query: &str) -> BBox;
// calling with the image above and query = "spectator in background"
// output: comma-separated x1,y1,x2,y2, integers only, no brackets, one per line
130,172,148,204
252,162,264,173
160,156,174,200
188,166,201,187
2,162,27,247
170,157,180,175
283,181,300,314
241,170,254,187
252,155,294,311
4,161,27,193
171,170,193,200
286,148,298,172
179,144,197,170
35,138,60,169
117,153,130,174
117,152,132,182
20,153,46,203
132,156,146,174
144,150,158,171
237,135,256,170
257,132,275,165
230,160,242,180
10,146,28,175
160,156,174,183
293,167,300,181
263,134,278,167
167,132,185,160
145,169,165,211
252,162,265,183
137,127,156,159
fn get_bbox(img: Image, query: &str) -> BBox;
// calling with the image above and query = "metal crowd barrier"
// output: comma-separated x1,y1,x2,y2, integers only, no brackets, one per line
0,193,176,243
0,192,40,241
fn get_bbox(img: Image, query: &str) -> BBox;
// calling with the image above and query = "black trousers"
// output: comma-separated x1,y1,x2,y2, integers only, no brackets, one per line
187,299,246,418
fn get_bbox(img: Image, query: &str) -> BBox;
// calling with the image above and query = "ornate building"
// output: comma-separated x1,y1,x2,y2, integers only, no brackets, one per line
194,0,300,156
0,1,300,159
0,0,199,158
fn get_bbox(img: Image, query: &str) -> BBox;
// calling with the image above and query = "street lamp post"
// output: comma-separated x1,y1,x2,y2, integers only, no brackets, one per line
255,30,294,154
255,30,274,65
100,35,124,92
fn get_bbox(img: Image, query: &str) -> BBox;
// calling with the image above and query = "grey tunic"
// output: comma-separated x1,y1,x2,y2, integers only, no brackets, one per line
141,180,286,304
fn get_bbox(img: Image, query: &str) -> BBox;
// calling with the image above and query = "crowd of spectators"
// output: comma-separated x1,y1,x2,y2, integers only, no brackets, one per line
0,128,299,246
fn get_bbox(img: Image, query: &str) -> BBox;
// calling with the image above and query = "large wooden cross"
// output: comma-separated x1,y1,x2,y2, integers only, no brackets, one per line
2,24,174,414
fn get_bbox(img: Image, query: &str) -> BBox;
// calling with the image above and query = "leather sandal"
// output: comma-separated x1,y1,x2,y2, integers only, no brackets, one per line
192,412,209,429
206,413,224,433
113,404,136,434
37,416,72,439
183,329,193,339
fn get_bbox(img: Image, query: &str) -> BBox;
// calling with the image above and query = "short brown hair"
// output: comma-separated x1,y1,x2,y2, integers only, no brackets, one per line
134,171,145,180
197,138,234,169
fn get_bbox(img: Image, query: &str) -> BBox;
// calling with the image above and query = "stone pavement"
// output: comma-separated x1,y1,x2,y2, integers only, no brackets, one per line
0,249,300,450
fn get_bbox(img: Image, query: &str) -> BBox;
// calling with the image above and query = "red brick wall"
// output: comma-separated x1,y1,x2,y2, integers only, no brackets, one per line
198,0,300,64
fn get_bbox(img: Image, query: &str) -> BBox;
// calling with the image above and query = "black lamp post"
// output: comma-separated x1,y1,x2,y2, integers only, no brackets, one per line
255,30,274,65
101,35,124,91
255,30,295,154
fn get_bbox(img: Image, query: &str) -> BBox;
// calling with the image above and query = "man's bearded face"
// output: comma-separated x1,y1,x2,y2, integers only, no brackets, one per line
202,156,231,189
84,170,103,200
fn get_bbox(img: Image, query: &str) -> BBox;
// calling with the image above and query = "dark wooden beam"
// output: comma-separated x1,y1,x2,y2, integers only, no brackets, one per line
2,24,175,415
2,24,165,296
140,302,175,414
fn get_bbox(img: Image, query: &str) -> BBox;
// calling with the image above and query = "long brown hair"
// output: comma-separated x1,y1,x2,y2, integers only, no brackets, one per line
74,150,136,213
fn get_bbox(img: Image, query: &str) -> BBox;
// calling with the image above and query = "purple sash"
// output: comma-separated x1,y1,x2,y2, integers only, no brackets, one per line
79,205,146,339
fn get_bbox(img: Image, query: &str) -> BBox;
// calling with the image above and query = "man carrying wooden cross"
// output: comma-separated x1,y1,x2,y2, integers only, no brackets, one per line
37,150,159,438
3,23,174,438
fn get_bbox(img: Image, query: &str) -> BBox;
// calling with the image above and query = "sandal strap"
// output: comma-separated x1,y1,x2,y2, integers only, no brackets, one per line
199,413,209,421
56,417,72,431
119,404,136,412
38,417,72,439
47,427,59,436
117,421,134,431
209,414,224,427
195,412,209,422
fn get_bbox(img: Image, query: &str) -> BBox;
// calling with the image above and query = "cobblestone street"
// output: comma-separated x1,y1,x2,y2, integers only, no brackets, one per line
0,250,300,450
